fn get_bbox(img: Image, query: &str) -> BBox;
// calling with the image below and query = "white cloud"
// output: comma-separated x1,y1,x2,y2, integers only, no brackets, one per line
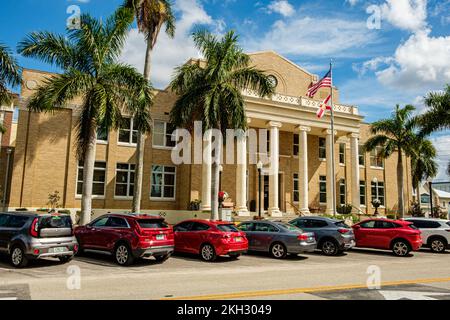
353,56,395,76
430,134,450,180
267,0,295,17
346,0,359,6
245,16,379,57
380,0,428,32
120,0,220,89
375,30,450,91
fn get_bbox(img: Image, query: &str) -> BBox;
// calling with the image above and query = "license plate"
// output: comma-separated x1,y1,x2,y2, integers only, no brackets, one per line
234,237,243,242
50,247,66,253
156,234,165,240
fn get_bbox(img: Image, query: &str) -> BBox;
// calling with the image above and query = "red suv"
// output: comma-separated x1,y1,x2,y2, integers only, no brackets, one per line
173,219,248,261
352,219,422,256
74,214,174,265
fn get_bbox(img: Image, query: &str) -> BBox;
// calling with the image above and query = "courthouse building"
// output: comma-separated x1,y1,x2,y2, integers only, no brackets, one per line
7,51,413,222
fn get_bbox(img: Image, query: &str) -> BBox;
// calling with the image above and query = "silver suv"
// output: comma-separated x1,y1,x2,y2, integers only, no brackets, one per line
0,212,78,267
404,218,450,253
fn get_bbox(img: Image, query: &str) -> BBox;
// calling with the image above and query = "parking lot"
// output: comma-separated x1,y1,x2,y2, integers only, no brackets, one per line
1,248,449,300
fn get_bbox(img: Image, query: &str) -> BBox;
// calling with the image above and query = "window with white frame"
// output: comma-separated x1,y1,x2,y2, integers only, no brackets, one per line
151,165,176,200
293,173,299,202
358,145,365,166
115,163,135,197
293,134,299,156
339,143,345,165
96,126,108,143
118,118,138,145
360,181,366,206
153,120,176,148
319,137,326,160
370,147,384,168
76,161,106,196
339,179,346,205
371,180,385,206
319,176,326,203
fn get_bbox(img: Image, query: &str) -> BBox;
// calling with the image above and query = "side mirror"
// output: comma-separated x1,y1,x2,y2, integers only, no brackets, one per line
353,225,361,229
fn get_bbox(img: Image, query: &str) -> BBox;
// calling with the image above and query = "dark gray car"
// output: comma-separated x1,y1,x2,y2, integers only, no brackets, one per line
289,216,355,256
0,212,78,267
237,220,316,259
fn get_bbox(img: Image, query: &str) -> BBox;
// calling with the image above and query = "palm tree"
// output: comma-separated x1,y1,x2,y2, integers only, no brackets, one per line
419,85,450,136
419,85,450,178
0,43,21,133
170,30,274,220
364,105,417,218
123,0,176,213
411,137,437,208
18,8,153,224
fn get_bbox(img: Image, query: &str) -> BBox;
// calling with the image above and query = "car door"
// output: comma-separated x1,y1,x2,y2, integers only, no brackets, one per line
188,222,211,253
103,217,130,251
173,221,193,252
0,214,11,251
374,221,398,249
82,216,110,249
238,223,255,250
354,220,377,247
252,222,279,251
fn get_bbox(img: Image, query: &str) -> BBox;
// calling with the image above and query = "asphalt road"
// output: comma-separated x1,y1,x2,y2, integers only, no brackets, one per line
0,248,449,300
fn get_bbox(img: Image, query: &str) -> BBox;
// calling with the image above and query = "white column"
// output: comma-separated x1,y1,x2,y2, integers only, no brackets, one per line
201,131,212,211
236,132,249,216
349,133,360,212
268,121,282,217
298,126,311,214
325,129,336,215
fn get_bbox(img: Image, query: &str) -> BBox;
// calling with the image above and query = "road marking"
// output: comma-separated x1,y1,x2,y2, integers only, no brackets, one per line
378,290,450,300
162,277,450,300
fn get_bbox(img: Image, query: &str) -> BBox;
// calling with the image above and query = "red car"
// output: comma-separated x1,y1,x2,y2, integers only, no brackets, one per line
75,214,174,265
352,218,422,256
173,219,248,261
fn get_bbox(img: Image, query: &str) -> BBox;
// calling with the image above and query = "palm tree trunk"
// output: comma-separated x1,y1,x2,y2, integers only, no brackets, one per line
132,40,152,213
416,181,421,208
397,149,405,218
211,141,222,221
80,130,97,225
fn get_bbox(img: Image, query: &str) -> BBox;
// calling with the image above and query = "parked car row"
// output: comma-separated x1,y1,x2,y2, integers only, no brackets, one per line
0,211,449,267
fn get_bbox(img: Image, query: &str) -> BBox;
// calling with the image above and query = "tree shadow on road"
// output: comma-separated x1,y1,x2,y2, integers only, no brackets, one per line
348,248,414,258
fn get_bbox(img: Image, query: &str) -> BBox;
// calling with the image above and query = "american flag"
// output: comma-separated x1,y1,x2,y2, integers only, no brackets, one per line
316,94,332,118
307,68,332,98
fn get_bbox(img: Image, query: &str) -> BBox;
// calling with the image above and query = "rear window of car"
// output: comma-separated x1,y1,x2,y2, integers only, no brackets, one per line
137,219,168,229
446,222,450,227
335,221,350,228
217,224,240,232
39,215,72,229
276,222,301,231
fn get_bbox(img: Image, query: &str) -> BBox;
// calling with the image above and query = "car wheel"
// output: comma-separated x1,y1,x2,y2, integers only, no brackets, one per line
321,239,339,256
270,242,287,259
200,244,217,262
114,243,134,266
10,245,28,268
392,240,411,257
430,238,447,253
154,254,170,262
58,256,73,263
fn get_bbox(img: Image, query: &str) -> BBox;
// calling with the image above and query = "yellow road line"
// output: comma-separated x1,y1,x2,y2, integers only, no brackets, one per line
162,277,450,300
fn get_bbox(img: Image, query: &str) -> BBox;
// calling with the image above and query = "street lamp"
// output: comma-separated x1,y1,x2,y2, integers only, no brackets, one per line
218,165,223,192
257,161,263,219
2,148,12,212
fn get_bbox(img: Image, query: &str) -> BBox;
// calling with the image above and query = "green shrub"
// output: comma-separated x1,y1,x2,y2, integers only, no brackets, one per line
336,204,353,215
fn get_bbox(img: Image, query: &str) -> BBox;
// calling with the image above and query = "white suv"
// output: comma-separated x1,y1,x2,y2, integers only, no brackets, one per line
404,218,450,253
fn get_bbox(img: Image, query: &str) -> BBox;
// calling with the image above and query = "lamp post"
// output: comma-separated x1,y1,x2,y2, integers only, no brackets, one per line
428,178,434,218
2,148,12,212
219,165,223,192
257,161,263,219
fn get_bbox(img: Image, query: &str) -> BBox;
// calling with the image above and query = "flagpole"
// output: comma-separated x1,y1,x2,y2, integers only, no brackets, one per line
330,60,336,217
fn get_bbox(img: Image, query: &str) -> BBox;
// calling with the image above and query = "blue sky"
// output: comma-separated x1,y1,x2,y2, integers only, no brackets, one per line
1,0,449,179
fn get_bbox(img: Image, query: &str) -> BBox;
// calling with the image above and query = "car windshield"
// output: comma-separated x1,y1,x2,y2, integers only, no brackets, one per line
276,222,301,232
137,219,168,229
335,221,350,228
217,224,240,232
39,215,72,229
